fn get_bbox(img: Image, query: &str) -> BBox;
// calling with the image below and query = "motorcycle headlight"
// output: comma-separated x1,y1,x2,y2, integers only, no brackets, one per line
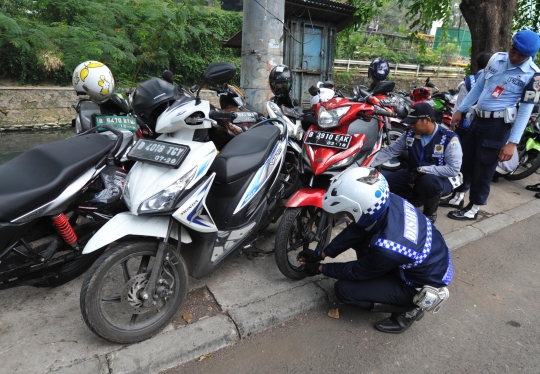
138,166,197,214
318,106,350,129
327,154,356,170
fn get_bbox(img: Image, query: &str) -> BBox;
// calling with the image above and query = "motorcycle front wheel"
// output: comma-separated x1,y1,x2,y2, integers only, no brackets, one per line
274,207,332,280
80,240,188,344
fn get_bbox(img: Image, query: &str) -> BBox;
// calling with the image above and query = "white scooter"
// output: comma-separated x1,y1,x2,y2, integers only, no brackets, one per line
78,62,288,344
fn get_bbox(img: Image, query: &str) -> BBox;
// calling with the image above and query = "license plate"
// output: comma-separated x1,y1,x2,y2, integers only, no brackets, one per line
95,115,138,132
232,111,258,123
127,139,190,168
304,130,352,150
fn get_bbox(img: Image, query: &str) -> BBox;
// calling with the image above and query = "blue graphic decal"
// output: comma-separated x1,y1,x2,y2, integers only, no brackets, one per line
239,142,279,209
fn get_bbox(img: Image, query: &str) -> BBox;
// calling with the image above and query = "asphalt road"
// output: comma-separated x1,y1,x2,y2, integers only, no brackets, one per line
164,215,540,374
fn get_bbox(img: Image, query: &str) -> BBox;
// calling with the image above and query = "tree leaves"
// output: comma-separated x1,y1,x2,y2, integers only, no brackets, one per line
0,0,242,86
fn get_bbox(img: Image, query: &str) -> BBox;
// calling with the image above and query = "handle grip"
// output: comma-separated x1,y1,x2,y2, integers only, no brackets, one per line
209,110,237,121
373,109,398,118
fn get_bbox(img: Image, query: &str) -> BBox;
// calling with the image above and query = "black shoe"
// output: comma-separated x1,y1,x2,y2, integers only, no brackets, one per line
439,192,464,208
526,183,540,192
447,203,478,221
423,195,440,224
535,192,540,199
374,310,425,334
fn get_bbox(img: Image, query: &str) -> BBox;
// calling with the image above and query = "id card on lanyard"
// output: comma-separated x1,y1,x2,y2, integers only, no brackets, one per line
491,85,504,98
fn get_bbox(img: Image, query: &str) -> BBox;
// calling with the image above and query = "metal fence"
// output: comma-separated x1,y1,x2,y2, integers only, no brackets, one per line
334,59,466,78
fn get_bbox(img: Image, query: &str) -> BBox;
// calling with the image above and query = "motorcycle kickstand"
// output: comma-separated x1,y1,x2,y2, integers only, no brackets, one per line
243,234,273,260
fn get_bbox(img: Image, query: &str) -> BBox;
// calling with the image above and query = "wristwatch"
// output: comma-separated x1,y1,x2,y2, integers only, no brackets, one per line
417,167,425,174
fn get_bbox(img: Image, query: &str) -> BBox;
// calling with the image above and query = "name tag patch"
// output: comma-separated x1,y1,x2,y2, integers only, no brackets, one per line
434,144,444,154
403,200,418,244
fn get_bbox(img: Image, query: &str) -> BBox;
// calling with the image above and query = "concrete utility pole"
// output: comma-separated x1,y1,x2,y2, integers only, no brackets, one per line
240,0,285,113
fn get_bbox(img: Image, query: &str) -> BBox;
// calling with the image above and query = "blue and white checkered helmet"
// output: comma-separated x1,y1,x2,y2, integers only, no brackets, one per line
322,167,390,227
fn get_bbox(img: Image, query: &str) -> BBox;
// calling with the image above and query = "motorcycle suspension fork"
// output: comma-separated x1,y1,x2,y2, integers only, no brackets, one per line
141,218,175,308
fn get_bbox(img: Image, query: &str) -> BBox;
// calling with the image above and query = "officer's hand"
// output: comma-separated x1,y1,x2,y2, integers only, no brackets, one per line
408,167,425,187
303,262,322,276
297,249,324,264
499,143,516,162
450,111,462,131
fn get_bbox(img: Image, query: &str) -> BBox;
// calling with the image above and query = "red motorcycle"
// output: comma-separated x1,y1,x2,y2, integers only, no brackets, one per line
274,89,397,279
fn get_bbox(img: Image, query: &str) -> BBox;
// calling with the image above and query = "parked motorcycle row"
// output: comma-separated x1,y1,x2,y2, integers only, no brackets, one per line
1,60,538,345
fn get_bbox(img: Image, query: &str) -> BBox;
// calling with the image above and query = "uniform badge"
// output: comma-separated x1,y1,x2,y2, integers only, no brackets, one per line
434,144,444,154
534,79,540,91
450,137,459,149
406,137,414,146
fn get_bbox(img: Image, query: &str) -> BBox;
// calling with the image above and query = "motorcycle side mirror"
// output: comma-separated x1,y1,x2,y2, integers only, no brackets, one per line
308,85,320,97
426,82,436,88
190,85,199,93
162,70,174,84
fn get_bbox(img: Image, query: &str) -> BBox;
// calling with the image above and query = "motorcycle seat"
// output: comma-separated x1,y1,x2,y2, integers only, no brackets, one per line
0,134,115,222
210,125,280,183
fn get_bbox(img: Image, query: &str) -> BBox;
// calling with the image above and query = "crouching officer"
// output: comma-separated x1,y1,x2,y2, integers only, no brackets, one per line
371,102,463,223
298,167,452,334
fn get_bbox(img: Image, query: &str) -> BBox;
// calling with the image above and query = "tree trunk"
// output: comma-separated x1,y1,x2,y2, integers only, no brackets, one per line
460,0,518,73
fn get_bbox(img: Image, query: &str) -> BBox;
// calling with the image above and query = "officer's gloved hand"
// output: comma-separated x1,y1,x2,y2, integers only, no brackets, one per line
303,262,322,276
408,167,425,186
297,249,324,263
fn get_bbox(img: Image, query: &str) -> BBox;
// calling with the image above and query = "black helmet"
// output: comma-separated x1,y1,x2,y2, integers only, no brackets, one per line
269,65,292,98
132,77,178,131
368,57,390,81
394,104,408,119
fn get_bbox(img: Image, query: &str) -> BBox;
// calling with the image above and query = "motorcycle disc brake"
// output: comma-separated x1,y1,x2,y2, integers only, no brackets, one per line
120,273,162,314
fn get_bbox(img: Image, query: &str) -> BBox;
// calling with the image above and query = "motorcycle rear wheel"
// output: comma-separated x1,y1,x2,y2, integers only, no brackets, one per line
505,149,540,180
274,207,332,280
80,240,188,344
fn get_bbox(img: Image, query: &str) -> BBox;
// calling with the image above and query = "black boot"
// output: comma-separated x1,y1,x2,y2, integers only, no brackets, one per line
423,194,440,224
407,191,424,208
374,309,425,334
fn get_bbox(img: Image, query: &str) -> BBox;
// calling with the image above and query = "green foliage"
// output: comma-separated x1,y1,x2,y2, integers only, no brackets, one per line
514,0,540,32
0,0,242,86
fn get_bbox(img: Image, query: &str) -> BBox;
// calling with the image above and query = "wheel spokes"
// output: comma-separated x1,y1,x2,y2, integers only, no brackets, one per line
121,259,131,282
137,255,150,275
101,296,121,304
129,314,139,325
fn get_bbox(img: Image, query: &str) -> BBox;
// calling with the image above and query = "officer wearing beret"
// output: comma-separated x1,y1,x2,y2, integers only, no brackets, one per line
443,30,540,220
371,102,463,223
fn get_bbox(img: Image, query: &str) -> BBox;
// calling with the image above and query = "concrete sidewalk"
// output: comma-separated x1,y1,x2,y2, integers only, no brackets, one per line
2,174,540,374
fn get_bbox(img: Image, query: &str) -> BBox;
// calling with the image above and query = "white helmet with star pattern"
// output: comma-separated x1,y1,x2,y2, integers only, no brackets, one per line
323,167,390,227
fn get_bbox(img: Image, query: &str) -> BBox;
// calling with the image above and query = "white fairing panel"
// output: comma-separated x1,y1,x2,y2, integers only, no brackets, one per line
125,140,216,215
156,100,212,134
82,212,193,254
172,173,218,233
233,139,285,214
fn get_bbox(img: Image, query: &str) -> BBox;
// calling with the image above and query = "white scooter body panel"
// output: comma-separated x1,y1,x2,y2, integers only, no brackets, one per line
266,101,303,141
82,212,192,254
173,173,217,232
126,139,216,215
233,137,285,215
155,100,212,134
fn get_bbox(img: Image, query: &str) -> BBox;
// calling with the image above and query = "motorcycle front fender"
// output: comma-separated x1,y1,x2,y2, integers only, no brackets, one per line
82,212,192,254
284,187,326,208
525,137,540,152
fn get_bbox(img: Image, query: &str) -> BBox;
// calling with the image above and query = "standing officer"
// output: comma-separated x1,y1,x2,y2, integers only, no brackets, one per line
298,167,452,334
371,102,463,223
443,30,540,220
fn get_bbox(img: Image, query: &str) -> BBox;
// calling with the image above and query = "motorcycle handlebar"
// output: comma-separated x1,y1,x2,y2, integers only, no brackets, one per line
209,110,237,121
372,109,398,118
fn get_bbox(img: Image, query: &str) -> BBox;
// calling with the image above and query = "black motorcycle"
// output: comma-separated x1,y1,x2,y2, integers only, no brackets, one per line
0,126,132,289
